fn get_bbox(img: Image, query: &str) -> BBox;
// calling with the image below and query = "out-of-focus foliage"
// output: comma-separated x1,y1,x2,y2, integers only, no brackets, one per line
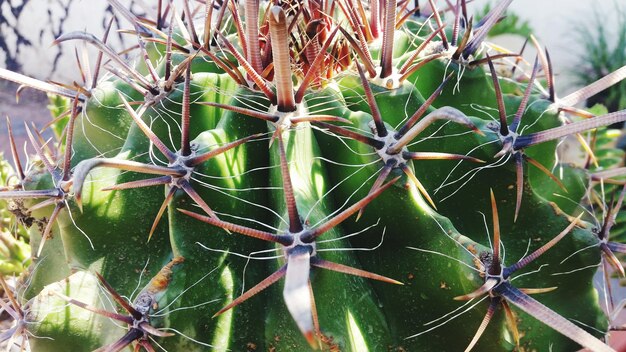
475,2,533,38
0,155,31,275
572,3,626,112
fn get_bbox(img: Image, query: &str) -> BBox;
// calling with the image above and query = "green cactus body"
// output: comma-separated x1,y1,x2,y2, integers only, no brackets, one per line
266,122,392,351
409,60,495,115
163,91,272,351
2,1,626,352
27,271,127,351
72,79,141,161
313,109,498,350
339,76,426,120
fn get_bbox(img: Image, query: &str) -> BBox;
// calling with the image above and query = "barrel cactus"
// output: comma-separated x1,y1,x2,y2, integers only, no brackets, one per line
1,0,626,351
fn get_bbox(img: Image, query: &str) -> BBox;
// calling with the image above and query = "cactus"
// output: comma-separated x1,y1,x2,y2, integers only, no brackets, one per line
2,0,626,351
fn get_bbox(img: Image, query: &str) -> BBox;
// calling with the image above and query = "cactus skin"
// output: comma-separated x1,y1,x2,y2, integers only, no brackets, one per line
2,1,626,351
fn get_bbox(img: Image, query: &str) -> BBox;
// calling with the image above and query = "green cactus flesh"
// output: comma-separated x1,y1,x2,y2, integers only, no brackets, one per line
2,0,626,351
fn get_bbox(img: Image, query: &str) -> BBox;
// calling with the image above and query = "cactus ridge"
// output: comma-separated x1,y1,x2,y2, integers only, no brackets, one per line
2,0,626,351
